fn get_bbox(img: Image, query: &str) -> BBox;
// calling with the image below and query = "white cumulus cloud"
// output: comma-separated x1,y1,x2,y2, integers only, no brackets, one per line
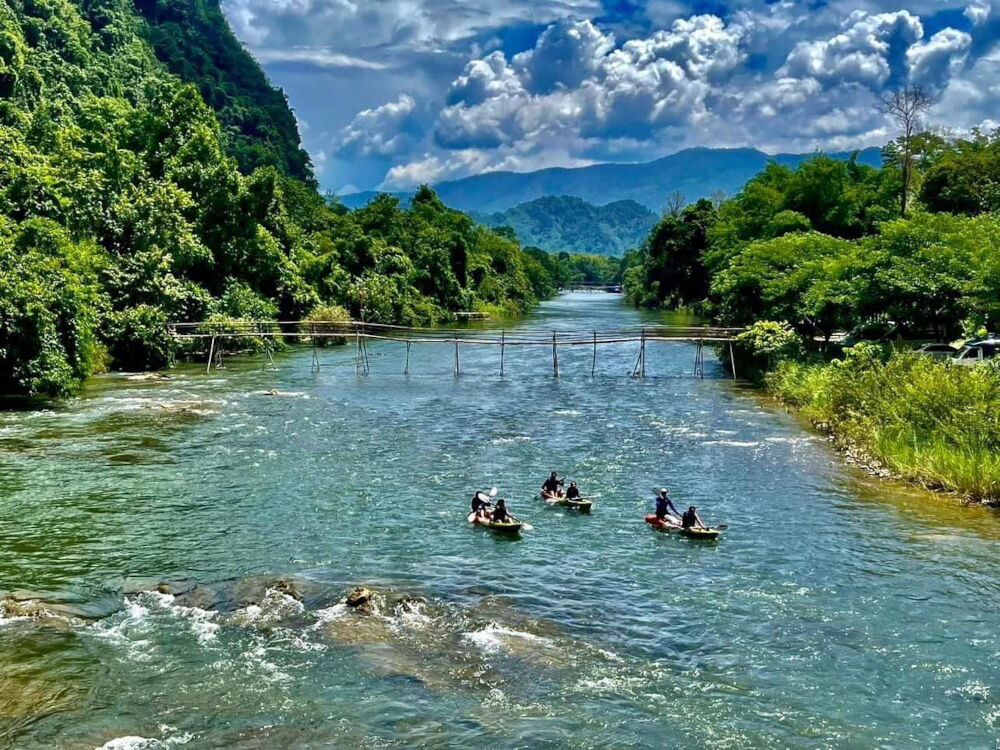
335,94,423,158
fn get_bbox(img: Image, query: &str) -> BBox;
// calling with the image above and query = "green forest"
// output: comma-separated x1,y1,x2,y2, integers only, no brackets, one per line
626,133,1000,339
626,128,1000,502
475,196,657,257
0,0,567,398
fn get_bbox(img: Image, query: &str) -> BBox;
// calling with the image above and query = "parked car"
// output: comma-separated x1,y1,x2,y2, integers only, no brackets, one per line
951,339,1000,366
839,321,898,347
914,343,959,360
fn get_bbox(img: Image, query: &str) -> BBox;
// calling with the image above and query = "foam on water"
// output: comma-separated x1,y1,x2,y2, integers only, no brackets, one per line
464,623,551,653
94,730,193,749
227,589,305,627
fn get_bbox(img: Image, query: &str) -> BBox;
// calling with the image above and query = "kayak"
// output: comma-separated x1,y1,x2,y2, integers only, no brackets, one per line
468,511,524,535
539,494,593,512
680,526,720,540
645,514,721,539
644,513,680,531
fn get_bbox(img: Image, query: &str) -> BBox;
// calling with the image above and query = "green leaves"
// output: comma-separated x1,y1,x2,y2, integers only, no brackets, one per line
0,218,101,396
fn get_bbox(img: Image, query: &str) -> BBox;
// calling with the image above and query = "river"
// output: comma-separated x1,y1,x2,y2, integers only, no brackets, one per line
2,292,999,749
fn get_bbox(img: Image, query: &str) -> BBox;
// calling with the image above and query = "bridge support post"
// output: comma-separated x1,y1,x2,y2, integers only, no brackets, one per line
454,340,461,376
591,330,597,377
500,330,505,377
262,324,277,372
263,342,277,371
552,332,559,378
640,328,646,378
206,336,216,374
310,327,320,373
404,340,410,375
214,339,225,371
729,340,737,380
694,340,704,379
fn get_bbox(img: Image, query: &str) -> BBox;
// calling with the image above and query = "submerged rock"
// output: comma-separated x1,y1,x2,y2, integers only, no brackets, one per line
0,590,116,624
0,597,77,626
167,574,335,613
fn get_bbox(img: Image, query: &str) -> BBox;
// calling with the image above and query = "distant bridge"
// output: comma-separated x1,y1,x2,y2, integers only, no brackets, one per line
560,282,623,293
166,320,744,379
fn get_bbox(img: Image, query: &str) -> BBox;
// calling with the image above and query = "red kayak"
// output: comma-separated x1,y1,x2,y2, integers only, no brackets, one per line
644,513,680,532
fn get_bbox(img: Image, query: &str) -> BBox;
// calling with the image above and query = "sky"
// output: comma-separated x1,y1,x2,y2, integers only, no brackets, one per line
220,0,1000,193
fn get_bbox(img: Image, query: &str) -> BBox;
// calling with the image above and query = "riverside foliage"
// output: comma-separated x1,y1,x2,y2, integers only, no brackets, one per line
627,131,1000,502
768,348,1000,501
0,0,557,397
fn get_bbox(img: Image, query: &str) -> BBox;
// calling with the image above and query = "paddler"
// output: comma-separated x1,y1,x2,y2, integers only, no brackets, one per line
681,505,707,530
471,491,492,520
655,488,679,522
565,481,581,501
541,472,564,498
492,498,514,523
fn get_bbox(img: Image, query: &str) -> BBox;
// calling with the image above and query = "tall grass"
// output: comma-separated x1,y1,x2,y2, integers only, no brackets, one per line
767,349,1000,504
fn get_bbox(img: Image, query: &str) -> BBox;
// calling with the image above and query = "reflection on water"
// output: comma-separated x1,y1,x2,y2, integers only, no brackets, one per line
2,293,1000,749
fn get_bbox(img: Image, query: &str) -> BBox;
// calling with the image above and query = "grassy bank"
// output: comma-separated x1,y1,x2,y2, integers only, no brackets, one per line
765,344,1000,503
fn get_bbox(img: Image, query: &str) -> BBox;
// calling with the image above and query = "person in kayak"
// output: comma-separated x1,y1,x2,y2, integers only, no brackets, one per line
681,505,707,529
565,481,581,501
471,491,492,519
655,488,679,521
492,498,514,523
541,472,564,497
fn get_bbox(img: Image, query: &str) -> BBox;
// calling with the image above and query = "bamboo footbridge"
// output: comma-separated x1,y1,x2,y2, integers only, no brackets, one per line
167,320,745,379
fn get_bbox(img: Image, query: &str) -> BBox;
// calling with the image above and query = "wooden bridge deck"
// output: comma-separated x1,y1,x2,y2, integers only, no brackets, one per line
166,320,744,378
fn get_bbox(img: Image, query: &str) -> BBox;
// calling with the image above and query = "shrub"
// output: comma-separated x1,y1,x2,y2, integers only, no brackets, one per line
103,304,172,371
303,303,350,346
769,349,1000,503
731,320,804,379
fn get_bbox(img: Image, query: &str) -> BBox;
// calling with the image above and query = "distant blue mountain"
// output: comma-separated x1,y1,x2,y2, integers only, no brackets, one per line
338,146,883,213
471,196,657,257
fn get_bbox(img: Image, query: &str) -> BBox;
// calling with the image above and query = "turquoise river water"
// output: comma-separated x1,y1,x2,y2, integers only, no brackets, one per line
2,293,1000,749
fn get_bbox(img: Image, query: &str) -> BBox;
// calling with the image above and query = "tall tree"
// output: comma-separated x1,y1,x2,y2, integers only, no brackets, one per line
880,85,932,218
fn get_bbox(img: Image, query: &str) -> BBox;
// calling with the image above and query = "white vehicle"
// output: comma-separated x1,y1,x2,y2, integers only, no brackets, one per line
951,339,999,366
915,343,959,360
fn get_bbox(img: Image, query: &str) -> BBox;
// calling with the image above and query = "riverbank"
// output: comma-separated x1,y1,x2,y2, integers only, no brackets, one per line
764,345,1000,505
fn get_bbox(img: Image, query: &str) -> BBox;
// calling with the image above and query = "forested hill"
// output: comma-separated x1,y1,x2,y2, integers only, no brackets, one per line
473,197,657,256
0,0,558,398
341,147,883,213
133,0,313,183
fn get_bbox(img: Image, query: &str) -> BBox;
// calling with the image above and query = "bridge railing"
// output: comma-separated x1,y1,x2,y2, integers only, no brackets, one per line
166,320,744,344
167,320,744,378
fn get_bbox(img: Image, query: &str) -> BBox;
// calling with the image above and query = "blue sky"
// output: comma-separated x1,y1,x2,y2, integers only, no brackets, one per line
221,0,1000,193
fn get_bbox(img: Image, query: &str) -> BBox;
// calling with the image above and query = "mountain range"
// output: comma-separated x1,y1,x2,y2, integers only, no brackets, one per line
472,196,657,256
339,147,883,214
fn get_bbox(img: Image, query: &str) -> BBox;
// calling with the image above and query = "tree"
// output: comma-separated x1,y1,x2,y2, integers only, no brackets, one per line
663,190,686,217
880,85,932,218
641,199,716,307
919,129,1000,215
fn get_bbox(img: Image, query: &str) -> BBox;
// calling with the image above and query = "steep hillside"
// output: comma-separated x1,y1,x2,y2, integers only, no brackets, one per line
0,0,554,397
342,147,883,213
131,0,313,183
474,196,657,256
